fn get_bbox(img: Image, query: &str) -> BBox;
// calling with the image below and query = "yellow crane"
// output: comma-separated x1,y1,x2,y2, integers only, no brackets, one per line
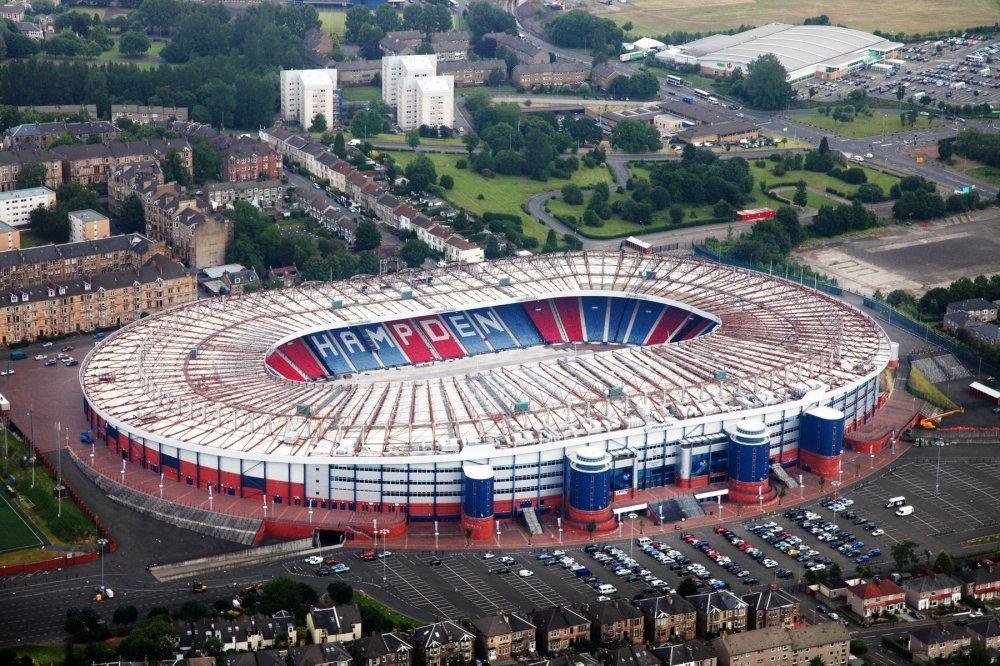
919,407,964,430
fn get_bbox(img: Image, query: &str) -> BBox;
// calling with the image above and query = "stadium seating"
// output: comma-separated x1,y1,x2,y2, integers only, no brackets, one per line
582,296,610,341
523,299,566,343
553,297,585,342
277,297,714,380
280,339,327,379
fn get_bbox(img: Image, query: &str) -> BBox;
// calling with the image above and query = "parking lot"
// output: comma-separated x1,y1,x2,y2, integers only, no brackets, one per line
794,34,1000,108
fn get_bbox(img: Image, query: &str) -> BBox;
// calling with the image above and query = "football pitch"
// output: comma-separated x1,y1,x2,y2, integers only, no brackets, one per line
0,492,46,554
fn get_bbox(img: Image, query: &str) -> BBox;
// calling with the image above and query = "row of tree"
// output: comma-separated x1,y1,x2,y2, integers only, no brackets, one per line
343,3,451,59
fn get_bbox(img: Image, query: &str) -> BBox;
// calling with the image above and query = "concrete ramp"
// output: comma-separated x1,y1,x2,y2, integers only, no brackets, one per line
770,463,798,489
149,537,330,582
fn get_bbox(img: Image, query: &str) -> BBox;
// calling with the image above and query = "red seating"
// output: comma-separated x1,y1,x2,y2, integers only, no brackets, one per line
523,300,565,343
676,318,713,341
645,307,689,344
553,297,585,342
386,319,436,363
280,339,327,379
266,352,306,380
414,315,465,359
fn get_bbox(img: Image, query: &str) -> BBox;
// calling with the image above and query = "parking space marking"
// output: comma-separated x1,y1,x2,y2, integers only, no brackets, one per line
436,560,516,615
380,559,461,619
503,571,568,609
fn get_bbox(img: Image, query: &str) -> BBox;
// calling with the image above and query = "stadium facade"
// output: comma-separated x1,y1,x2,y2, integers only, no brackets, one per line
658,23,903,83
80,253,891,538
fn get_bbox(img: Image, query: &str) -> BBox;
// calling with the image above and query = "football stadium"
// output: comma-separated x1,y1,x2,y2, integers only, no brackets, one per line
80,253,892,539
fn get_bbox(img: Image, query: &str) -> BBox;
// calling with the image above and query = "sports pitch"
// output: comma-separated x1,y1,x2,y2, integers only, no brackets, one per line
0,492,46,555
594,0,1000,36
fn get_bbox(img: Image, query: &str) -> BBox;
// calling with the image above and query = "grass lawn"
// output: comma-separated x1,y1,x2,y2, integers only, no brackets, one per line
0,430,96,552
458,85,518,98
794,112,943,138
385,151,616,245
804,191,846,209
371,133,465,148
10,645,65,666
18,231,50,248
595,0,1000,36
0,492,46,555
96,39,165,63
747,162,900,197
965,165,1000,186
354,592,421,631
341,86,382,103
547,192,720,239
318,10,347,36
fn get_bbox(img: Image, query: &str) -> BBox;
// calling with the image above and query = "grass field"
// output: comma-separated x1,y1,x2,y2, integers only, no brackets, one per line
18,231,50,249
385,151,616,245
965,165,1000,186
371,133,465,148
794,112,944,138
96,39,165,63
9,645,65,666
318,10,347,36
747,162,900,196
0,493,46,555
341,86,382,103
592,0,1000,36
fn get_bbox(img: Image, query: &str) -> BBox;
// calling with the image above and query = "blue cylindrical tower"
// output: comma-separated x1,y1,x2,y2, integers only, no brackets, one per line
565,447,616,532
799,406,845,479
725,420,773,504
461,463,495,540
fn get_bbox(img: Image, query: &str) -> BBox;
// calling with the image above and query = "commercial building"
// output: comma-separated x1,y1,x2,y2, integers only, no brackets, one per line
111,105,189,124
280,69,341,129
512,62,588,89
712,623,850,666
68,209,111,243
0,186,56,227
382,55,437,106
675,121,760,145
0,252,194,345
845,579,906,619
902,574,964,611
661,23,903,83
654,114,686,138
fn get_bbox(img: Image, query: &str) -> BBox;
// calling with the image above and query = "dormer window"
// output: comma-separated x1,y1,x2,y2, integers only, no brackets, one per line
20,292,28,302
58,286,66,295
84,281,91,291
47,288,55,298
10,294,18,304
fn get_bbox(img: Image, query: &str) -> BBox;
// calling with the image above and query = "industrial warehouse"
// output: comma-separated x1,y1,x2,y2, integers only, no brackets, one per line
79,253,891,540
658,23,904,82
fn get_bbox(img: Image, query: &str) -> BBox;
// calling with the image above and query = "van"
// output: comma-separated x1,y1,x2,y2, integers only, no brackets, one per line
636,537,652,547
895,506,914,516
597,583,618,594
884,497,906,508
575,567,592,577
9,351,26,360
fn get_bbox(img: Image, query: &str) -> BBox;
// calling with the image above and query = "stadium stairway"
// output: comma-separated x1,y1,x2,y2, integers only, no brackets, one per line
73,457,262,545
522,506,543,537
770,463,798,489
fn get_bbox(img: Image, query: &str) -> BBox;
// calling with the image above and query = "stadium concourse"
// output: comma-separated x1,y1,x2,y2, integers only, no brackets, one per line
78,252,895,543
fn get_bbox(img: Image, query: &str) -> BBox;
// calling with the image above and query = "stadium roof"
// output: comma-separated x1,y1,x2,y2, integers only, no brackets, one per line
678,23,903,75
80,253,890,461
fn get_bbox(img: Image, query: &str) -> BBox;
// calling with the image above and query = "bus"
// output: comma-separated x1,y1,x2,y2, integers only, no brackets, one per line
665,74,684,86
692,88,710,98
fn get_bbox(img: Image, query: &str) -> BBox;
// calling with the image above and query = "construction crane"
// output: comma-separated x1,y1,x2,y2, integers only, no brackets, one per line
919,408,964,430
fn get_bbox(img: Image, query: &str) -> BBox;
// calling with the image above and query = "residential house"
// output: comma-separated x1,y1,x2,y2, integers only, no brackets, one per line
350,633,412,666
586,599,644,646
288,643,355,666
216,137,281,182
0,149,63,192
68,209,111,243
53,138,192,186
16,21,43,39
411,621,474,666
219,266,260,295
606,645,660,666
205,180,284,209
307,605,364,645
532,606,591,653
472,613,537,664
902,574,963,611
0,186,56,228
111,105,189,124
0,3,25,21
959,564,1000,601
945,298,998,322
430,31,471,61
268,265,299,288
742,586,800,630
968,323,1000,346
220,652,286,666
512,62,589,90
438,59,506,87
965,617,1000,651
590,64,622,91
711,623,850,666
651,641,716,666
3,120,118,149
845,579,906,619
0,222,20,252
338,60,381,86
635,594,698,644
482,33,547,64
908,624,971,661
942,310,975,333
108,159,164,214
688,591,749,637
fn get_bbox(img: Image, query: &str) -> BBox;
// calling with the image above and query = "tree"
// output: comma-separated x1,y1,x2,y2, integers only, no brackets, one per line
462,130,479,156
118,617,176,661
439,174,454,190
677,577,698,597
465,1,516,40
932,550,955,575
737,54,793,110
561,183,583,205
404,155,437,192
400,239,432,267
405,129,421,148
669,204,685,225
610,119,662,153
191,137,220,184
258,576,319,622
203,636,224,657
543,228,558,252
119,30,151,57
309,113,328,133
326,581,354,605
113,604,139,626
891,540,919,572
333,132,347,158
807,658,824,666
15,163,48,189
117,193,147,235
585,520,597,540
358,251,380,275
350,109,387,139
793,181,808,207
160,149,191,186
355,221,381,252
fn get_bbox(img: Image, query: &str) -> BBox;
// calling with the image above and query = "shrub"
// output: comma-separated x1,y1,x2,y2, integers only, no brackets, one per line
456,159,467,169
439,174,454,190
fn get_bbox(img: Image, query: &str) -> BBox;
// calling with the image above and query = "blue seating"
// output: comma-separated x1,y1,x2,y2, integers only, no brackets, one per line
606,297,630,343
582,297,609,342
328,328,381,372
468,307,520,350
610,298,638,343
673,315,707,342
493,304,543,347
626,301,665,345
354,324,408,367
441,311,491,356
306,332,355,375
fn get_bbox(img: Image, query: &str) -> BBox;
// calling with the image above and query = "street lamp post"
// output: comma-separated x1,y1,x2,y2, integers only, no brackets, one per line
208,484,213,512
558,517,563,544
97,537,108,593
934,437,942,495
28,406,35,488
159,473,164,500
309,499,314,525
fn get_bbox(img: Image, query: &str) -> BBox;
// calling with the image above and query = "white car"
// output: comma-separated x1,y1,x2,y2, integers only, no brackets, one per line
33,354,46,360
518,569,534,577
41,342,53,347
871,529,885,537
828,612,840,620
305,556,323,565
552,550,565,557
762,559,779,568
482,552,496,559
596,595,611,602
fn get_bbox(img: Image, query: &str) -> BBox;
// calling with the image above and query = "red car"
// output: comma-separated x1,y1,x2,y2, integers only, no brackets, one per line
323,556,340,566
714,526,727,535
358,549,377,561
